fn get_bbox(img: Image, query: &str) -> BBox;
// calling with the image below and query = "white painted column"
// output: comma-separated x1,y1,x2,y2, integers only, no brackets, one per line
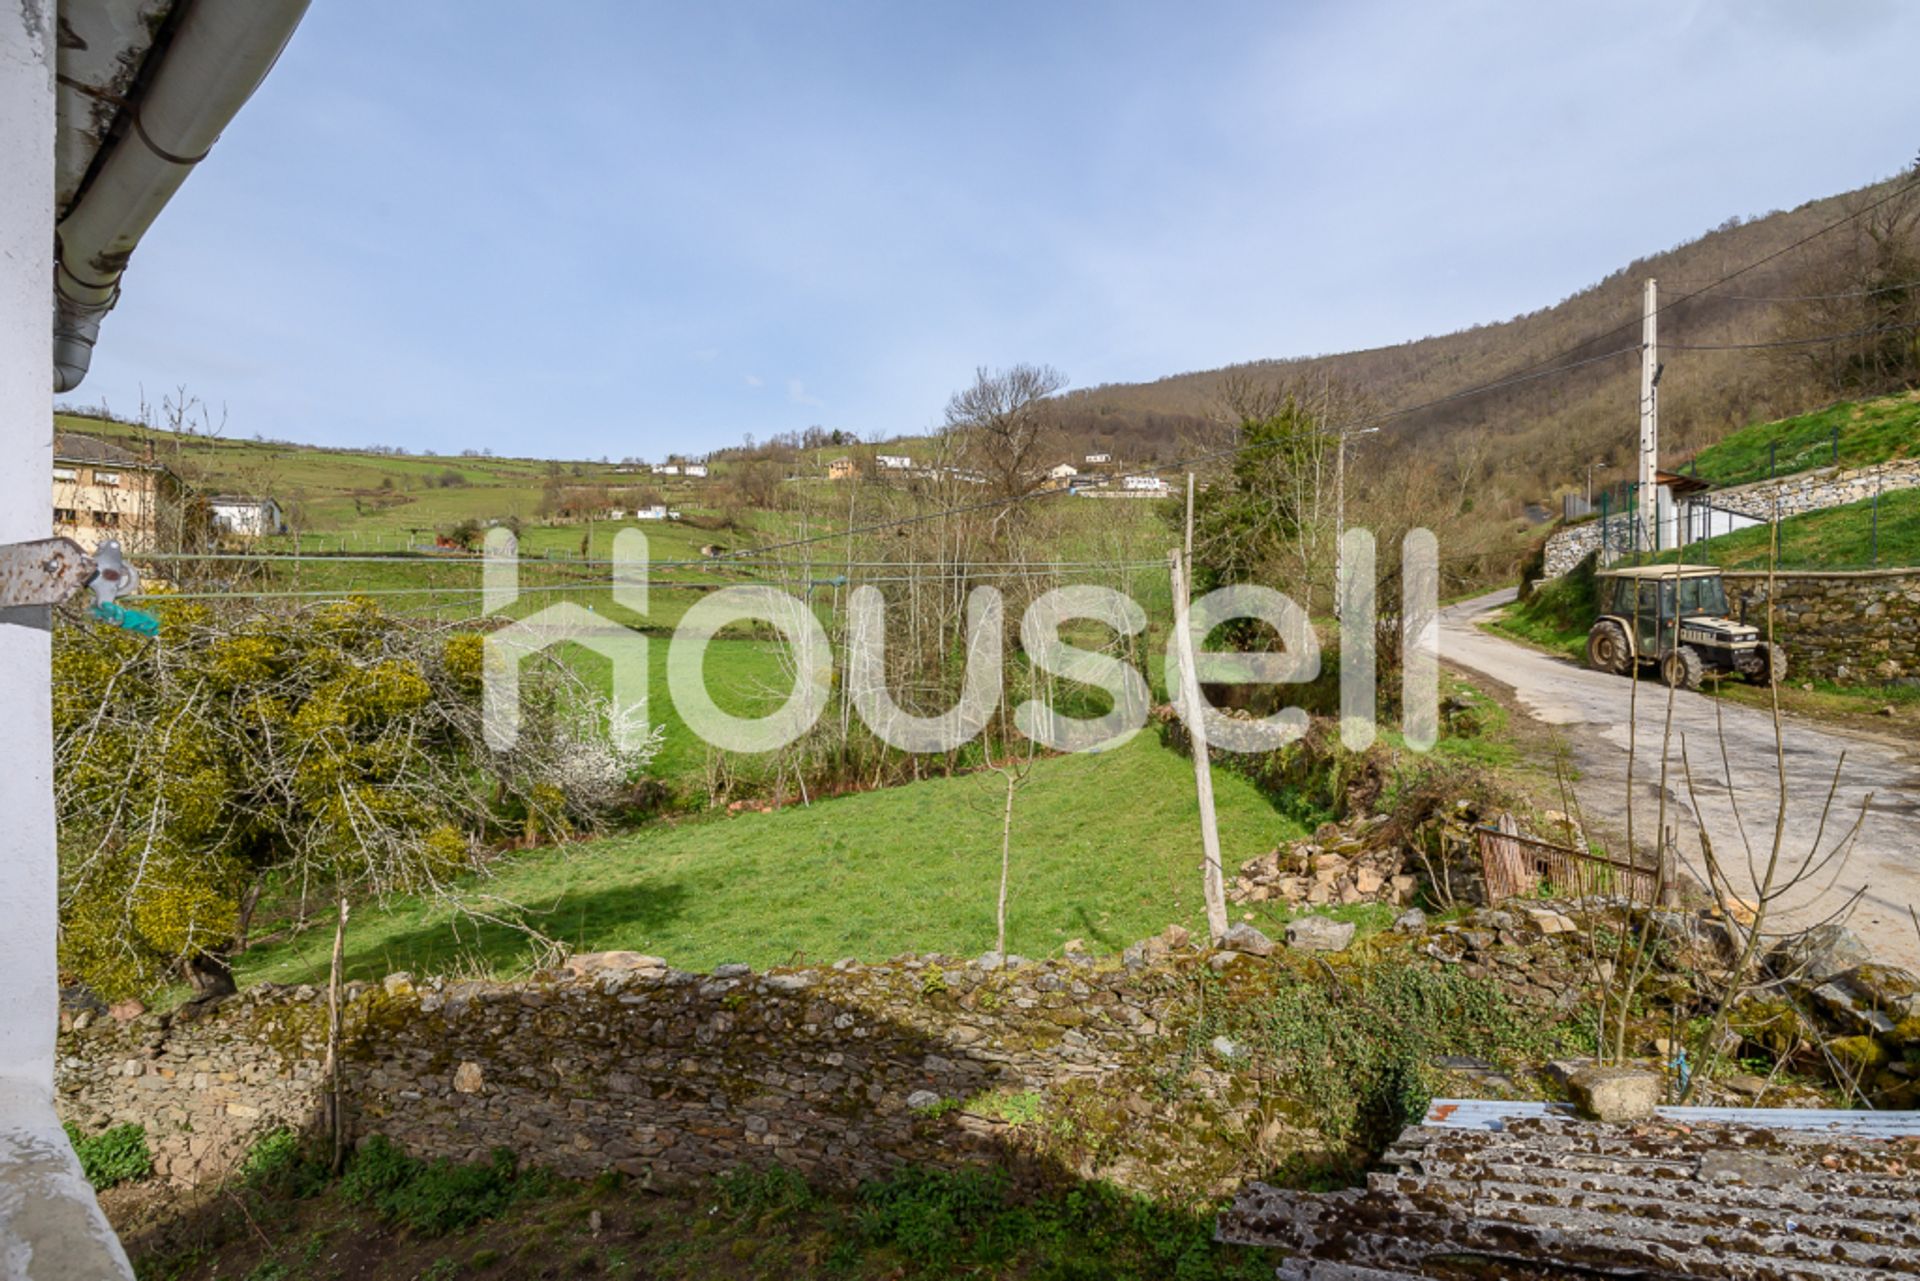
1638,277,1660,551
0,3,135,1274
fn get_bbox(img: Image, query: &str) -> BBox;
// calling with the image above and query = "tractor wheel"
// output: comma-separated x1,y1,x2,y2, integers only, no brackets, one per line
1661,645,1705,691
1751,642,1788,686
1586,621,1632,675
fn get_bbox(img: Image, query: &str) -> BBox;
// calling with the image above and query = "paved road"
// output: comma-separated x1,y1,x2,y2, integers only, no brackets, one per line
1441,589,1920,972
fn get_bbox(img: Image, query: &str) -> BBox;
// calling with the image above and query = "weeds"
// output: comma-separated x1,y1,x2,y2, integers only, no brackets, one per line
63,1121,152,1190
1220,962,1566,1146
338,1136,547,1235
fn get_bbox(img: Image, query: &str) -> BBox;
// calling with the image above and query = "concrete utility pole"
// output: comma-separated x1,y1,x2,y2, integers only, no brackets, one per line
1638,278,1661,551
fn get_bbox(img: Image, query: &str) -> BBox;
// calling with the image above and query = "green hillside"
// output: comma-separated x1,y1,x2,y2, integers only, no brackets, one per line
1688,389,1920,487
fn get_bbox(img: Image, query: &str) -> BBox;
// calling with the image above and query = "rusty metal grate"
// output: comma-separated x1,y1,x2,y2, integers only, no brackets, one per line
1474,820,1662,904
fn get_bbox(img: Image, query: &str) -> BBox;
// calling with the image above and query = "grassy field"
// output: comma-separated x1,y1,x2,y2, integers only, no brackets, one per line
1659,486,1920,571
234,731,1308,987
1688,389,1920,486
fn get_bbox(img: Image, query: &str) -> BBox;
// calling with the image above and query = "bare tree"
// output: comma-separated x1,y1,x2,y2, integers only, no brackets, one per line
944,363,1068,505
1770,167,1920,395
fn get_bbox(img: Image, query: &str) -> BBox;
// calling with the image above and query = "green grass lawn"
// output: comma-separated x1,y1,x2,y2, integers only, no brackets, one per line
235,732,1308,987
1688,389,1920,487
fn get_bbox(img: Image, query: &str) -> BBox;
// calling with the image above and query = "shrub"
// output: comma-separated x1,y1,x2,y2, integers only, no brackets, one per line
1205,962,1565,1146
63,1122,151,1189
239,1128,328,1198
341,1136,545,1236
714,1164,814,1221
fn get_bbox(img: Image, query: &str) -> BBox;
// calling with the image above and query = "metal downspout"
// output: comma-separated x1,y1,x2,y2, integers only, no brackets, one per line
53,0,312,391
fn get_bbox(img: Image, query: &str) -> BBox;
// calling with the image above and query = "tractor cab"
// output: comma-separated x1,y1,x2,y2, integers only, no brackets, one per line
1587,565,1784,690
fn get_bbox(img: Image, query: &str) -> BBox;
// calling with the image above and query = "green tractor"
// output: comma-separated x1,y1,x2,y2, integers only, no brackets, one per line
1586,565,1786,690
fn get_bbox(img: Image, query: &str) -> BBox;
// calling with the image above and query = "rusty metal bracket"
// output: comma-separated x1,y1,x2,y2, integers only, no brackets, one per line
0,537,97,611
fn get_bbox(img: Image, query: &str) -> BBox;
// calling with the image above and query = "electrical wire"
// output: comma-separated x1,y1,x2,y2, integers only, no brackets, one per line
126,564,1160,603
117,173,1920,598
1660,317,1920,352
1665,274,1920,303
726,174,1920,562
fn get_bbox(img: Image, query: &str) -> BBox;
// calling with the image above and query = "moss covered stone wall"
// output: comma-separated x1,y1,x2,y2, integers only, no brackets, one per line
55,946,1273,1200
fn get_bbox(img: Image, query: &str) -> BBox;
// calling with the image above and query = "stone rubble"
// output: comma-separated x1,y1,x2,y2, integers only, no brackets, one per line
1230,814,1419,910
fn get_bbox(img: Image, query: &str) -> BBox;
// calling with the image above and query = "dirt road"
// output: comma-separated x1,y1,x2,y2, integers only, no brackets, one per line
1441,588,1920,971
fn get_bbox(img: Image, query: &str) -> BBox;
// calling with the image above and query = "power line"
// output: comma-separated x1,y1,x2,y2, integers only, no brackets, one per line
1666,274,1920,304
137,550,1163,571
1661,317,1920,351
730,175,1920,562
1504,174,1920,370
724,342,1642,562
126,564,1160,603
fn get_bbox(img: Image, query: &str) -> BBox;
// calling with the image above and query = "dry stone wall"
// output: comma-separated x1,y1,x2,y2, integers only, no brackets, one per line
1708,458,1920,523
1540,459,1920,582
54,950,1275,1200
1723,568,1920,683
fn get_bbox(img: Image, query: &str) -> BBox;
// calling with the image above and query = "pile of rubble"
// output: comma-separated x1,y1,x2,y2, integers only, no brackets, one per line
1231,813,1419,908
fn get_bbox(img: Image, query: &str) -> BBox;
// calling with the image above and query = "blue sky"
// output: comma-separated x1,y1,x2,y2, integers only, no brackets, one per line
72,0,1920,459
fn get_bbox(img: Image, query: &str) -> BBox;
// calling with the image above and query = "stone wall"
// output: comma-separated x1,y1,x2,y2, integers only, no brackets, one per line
1708,458,1920,522
1723,567,1920,683
1542,515,1636,579
53,948,1273,1200
1539,459,1920,583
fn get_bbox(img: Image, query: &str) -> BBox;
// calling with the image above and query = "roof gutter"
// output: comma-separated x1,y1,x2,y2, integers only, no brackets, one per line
53,0,311,392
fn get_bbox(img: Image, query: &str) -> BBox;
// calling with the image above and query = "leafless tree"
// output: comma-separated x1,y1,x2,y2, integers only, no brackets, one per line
944,363,1068,506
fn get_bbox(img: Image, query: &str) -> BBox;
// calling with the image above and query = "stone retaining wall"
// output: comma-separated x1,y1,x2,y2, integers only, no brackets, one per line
1724,567,1920,683
53,949,1270,1199
1539,459,1920,583
1708,458,1920,522
1543,515,1636,579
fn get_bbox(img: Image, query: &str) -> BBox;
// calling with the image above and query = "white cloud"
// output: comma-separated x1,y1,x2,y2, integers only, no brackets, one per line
743,373,763,388
787,378,824,408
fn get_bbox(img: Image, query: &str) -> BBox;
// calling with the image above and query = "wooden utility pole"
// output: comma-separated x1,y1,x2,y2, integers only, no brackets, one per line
1169,547,1229,941
1639,278,1660,551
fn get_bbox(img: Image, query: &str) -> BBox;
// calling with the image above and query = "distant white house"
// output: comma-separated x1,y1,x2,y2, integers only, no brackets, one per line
683,463,709,478
209,495,286,537
1047,462,1079,481
652,463,680,475
1121,474,1168,493
876,454,913,471
1085,452,1112,465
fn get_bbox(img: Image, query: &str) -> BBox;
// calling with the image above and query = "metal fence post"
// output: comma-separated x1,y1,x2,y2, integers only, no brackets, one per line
1769,440,1777,479
1873,475,1881,566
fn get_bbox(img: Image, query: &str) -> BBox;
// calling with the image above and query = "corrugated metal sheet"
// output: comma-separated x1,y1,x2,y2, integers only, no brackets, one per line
1220,1110,1920,1278
1423,1096,1920,1138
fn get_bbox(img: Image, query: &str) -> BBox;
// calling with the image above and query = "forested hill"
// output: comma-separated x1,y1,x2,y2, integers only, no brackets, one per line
1054,172,1920,509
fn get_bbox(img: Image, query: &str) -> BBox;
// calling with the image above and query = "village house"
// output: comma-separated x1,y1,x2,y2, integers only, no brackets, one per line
1121,473,1169,494
52,432,186,552
208,495,286,538
1044,461,1079,490
1085,451,1111,464
875,454,913,471
682,463,709,478
827,456,858,480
